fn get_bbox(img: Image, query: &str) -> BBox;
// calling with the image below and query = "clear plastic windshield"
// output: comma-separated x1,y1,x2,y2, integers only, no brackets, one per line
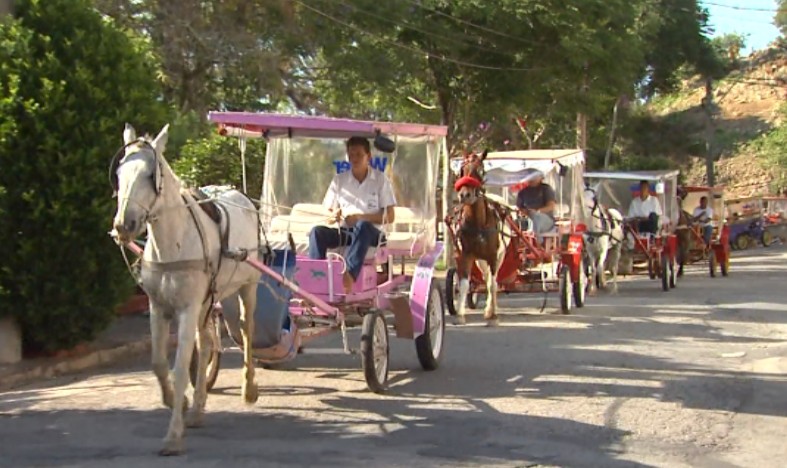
586,176,679,232
476,160,590,225
261,135,443,255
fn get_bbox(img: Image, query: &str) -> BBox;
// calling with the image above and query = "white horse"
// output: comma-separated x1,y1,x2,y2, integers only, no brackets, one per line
111,124,262,456
583,186,624,294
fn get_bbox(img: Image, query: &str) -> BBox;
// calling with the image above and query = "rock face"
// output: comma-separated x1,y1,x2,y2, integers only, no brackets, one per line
686,155,784,198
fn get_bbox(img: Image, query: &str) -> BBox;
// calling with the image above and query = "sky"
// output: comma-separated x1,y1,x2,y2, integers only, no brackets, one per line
703,0,782,54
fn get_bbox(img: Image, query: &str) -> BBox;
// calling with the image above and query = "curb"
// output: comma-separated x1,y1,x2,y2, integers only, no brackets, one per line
0,337,156,392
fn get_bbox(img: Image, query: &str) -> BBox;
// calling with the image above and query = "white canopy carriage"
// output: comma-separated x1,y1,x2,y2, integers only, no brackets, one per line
449,149,592,230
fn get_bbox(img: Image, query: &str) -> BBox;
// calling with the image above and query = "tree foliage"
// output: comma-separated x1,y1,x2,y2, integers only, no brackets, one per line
776,0,787,37
0,0,167,353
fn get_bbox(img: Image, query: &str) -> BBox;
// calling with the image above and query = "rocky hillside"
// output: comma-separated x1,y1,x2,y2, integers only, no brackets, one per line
648,46,787,197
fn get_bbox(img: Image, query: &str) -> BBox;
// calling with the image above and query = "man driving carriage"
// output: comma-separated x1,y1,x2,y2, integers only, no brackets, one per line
627,180,662,236
515,169,556,240
308,136,397,293
693,196,714,245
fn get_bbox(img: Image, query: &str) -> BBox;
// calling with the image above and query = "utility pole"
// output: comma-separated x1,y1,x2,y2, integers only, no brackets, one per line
702,78,717,187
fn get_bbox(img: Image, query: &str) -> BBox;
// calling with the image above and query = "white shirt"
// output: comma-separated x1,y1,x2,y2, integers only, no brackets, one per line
628,195,663,221
322,167,397,229
693,206,714,227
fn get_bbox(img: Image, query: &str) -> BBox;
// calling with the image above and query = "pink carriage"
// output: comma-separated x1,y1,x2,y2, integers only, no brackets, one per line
188,112,448,393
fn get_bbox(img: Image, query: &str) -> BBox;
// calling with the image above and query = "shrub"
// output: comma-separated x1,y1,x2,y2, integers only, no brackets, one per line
173,134,266,199
0,0,167,353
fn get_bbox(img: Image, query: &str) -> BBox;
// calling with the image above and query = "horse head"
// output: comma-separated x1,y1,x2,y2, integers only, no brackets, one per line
111,123,170,243
455,149,488,205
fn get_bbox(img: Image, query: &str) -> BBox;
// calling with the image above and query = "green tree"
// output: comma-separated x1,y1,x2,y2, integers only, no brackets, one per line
776,0,787,36
0,0,167,353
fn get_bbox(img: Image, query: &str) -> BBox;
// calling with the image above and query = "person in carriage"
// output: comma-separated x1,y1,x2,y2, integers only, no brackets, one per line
514,169,556,242
692,195,714,245
627,179,663,237
307,136,397,293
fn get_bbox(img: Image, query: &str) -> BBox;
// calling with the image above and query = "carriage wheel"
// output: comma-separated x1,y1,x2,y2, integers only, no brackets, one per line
415,281,445,371
189,313,222,392
361,310,389,393
669,257,677,289
735,233,752,250
466,291,483,310
660,254,669,292
762,230,774,247
709,251,717,278
572,257,587,308
445,268,458,316
559,265,572,314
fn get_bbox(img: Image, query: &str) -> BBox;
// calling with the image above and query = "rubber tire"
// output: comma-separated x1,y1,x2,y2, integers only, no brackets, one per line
189,321,222,392
559,266,572,314
648,258,656,279
736,234,752,250
445,267,458,316
709,252,717,278
661,254,669,292
361,310,389,394
762,230,774,247
572,257,586,308
466,292,483,310
415,281,445,371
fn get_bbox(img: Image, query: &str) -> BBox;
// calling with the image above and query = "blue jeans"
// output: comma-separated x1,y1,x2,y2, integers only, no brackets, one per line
637,213,659,234
702,225,713,245
308,220,384,280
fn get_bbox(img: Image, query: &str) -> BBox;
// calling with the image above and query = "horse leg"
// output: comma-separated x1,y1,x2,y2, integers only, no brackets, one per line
186,307,212,428
238,282,259,404
609,244,621,295
149,302,174,410
598,240,609,292
160,303,200,456
482,260,499,327
455,256,473,325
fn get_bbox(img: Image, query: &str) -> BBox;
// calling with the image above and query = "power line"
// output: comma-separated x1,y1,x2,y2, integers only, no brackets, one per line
330,0,519,58
700,1,786,13
295,0,545,72
405,0,544,47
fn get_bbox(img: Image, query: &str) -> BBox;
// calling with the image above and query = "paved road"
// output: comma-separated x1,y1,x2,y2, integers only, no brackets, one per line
2,248,787,467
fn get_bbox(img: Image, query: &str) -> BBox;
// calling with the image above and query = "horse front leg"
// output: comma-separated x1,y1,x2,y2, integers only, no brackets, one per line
482,260,499,327
609,244,622,295
455,256,474,325
149,301,174,410
186,307,212,428
238,282,259,404
160,303,200,456
597,240,609,292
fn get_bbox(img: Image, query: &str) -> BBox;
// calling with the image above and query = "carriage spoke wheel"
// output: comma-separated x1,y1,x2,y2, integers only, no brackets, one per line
572,257,587,308
415,281,445,371
361,310,389,393
660,253,669,292
189,312,222,392
762,230,774,247
445,267,458,316
559,265,572,314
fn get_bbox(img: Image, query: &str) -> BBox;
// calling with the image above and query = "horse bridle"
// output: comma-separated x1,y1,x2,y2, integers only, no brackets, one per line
109,139,163,198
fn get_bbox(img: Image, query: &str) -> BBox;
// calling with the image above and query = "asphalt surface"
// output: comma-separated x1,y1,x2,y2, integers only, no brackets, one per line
2,247,787,467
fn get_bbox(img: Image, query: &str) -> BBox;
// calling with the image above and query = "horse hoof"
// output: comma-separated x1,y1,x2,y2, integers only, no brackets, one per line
185,410,204,428
454,316,467,326
243,384,259,405
158,440,184,456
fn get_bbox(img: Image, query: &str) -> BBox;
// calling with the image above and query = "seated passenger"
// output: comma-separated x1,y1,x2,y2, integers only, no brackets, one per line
693,195,714,245
308,136,397,293
515,170,556,241
627,180,662,235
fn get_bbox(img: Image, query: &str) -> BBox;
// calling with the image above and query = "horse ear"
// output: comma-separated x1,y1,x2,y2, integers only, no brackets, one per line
481,149,488,160
123,123,136,145
152,124,170,155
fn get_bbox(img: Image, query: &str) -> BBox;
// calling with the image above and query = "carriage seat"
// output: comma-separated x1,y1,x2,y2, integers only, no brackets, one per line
265,204,427,260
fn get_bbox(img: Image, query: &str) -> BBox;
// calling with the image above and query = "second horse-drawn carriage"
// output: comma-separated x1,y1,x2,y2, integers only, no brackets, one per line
676,185,731,277
444,149,590,318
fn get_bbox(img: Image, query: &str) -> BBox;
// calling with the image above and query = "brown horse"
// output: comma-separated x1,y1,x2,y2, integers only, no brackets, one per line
675,206,693,277
453,150,505,326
